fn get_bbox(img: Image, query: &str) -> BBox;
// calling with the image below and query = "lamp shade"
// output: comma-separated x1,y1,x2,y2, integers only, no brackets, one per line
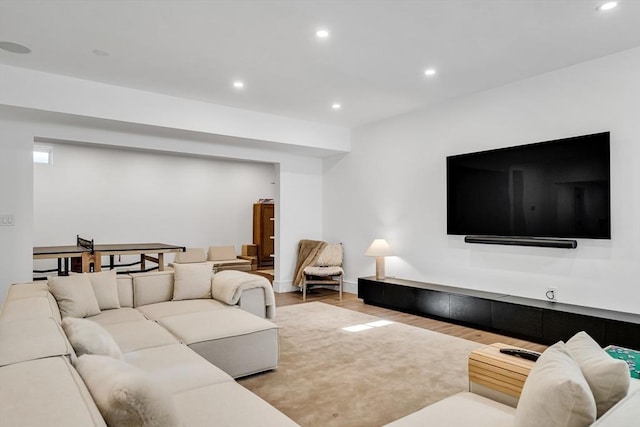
365,239,393,257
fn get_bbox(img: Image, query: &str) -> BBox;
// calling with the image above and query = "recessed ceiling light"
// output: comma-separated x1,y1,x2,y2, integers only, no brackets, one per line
332,103,341,110
92,49,109,57
0,41,31,54
233,81,244,89
424,68,437,76
316,29,330,39
597,1,618,11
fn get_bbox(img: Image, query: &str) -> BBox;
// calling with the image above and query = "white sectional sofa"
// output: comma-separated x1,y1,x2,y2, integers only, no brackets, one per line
0,266,298,427
386,333,639,427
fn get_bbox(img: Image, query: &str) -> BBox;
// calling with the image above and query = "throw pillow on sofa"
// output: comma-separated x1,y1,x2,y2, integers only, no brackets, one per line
71,270,121,310
48,274,101,318
567,331,630,417
172,262,213,301
61,317,123,360
515,341,596,427
75,354,180,427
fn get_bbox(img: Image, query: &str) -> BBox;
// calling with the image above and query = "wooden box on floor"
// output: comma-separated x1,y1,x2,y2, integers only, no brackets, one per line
468,342,535,407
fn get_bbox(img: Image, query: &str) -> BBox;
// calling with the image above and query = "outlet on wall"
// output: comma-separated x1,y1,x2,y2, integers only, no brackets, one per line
0,214,15,226
545,287,558,302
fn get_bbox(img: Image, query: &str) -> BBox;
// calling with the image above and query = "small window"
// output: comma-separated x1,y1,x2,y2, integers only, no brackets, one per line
33,146,53,164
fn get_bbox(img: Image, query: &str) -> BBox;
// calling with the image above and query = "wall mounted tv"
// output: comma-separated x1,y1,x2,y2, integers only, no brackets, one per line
447,132,610,246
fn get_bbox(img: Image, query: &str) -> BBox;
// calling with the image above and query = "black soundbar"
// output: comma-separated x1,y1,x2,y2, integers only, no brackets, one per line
464,235,577,249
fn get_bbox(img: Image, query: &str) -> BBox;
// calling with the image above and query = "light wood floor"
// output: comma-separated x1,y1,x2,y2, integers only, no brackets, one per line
276,288,547,353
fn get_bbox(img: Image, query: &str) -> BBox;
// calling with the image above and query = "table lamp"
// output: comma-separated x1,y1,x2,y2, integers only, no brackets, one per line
365,239,393,279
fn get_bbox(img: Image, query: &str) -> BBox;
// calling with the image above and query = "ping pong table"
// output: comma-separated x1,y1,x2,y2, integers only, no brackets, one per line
33,235,185,276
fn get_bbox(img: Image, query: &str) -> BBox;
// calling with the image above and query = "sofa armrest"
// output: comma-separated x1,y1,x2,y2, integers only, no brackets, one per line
591,382,640,427
238,287,266,318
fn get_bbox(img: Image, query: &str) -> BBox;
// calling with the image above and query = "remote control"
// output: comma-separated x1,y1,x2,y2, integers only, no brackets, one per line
499,348,541,361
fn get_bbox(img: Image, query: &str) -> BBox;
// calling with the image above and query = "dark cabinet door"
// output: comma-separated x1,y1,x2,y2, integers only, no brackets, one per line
414,288,450,319
492,302,543,339
358,278,384,305
451,295,491,327
384,283,417,312
253,203,274,267
543,311,606,346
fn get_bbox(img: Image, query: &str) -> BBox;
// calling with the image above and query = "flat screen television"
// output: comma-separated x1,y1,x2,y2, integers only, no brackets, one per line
447,132,611,240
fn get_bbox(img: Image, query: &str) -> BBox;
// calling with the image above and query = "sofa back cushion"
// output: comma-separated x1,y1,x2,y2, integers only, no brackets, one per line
0,318,73,367
116,275,134,308
207,246,237,261
515,342,596,427
0,294,61,324
75,354,180,427
567,331,631,417
173,248,207,264
48,275,101,318
131,271,174,307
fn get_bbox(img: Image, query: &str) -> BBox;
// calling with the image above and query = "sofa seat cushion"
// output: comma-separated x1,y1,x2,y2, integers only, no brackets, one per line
124,344,234,393
211,259,252,267
384,392,516,427
303,266,344,277
215,263,252,272
136,299,228,320
158,309,279,378
159,308,276,344
87,307,147,326
0,318,73,366
102,320,179,353
173,381,299,427
0,356,106,426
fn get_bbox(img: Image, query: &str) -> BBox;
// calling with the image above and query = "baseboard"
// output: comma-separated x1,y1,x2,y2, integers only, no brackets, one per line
273,280,298,294
274,279,358,295
343,280,357,295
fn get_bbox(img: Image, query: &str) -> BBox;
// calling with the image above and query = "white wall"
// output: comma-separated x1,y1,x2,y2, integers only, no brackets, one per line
0,64,350,153
0,122,34,295
0,106,325,302
324,47,640,313
32,142,275,272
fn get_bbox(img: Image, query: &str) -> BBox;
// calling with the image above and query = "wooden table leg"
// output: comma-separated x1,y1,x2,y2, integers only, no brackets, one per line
93,253,102,272
81,252,92,273
158,253,164,271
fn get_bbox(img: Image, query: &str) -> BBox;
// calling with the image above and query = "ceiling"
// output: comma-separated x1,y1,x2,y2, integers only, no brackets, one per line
1,1,639,129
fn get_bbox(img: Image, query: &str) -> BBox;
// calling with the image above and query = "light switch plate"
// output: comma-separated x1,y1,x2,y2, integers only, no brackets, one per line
0,214,15,226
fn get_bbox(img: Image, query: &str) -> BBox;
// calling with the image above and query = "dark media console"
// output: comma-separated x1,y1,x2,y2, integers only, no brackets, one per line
358,277,640,349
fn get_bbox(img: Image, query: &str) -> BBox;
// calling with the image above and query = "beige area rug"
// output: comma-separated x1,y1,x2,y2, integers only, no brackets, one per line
238,302,482,427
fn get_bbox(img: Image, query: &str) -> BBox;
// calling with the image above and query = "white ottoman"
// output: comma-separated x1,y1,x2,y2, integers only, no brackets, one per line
158,308,278,378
